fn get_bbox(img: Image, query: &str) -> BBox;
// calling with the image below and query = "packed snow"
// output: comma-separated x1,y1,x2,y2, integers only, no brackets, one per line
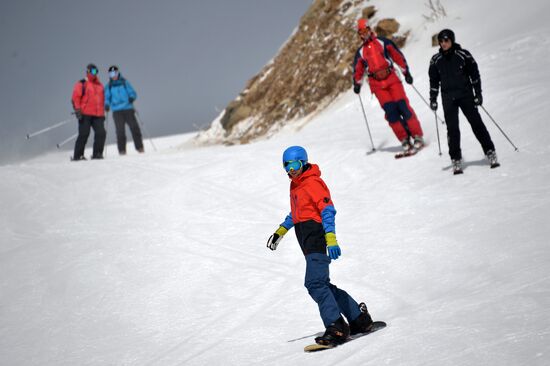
1,0,550,365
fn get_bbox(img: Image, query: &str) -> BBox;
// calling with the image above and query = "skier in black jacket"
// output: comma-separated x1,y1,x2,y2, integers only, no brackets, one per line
429,29,499,174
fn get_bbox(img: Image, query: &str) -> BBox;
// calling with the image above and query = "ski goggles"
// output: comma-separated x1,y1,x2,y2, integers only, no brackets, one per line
89,67,98,75
109,70,119,78
283,160,303,173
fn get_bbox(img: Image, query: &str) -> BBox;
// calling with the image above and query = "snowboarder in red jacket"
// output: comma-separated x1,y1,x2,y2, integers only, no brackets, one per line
267,146,375,346
71,63,106,160
352,19,424,154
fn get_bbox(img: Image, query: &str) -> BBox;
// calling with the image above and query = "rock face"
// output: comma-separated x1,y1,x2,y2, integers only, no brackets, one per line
197,0,409,145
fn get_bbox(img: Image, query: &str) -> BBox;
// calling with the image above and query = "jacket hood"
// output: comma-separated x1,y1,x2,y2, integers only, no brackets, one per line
290,163,321,185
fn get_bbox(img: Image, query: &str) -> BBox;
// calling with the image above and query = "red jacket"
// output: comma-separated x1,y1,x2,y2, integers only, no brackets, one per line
289,164,334,224
72,74,105,117
353,35,409,91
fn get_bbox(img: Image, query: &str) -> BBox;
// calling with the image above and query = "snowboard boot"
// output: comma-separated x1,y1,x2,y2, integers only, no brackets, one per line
452,159,463,175
413,135,425,150
401,138,413,154
349,302,374,335
486,150,500,168
314,316,350,346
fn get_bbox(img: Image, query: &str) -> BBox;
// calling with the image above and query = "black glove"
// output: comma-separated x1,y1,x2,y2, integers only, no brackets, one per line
430,99,438,111
404,72,413,85
129,97,135,104
473,94,483,106
74,109,82,120
353,84,361,94
105,105,110,112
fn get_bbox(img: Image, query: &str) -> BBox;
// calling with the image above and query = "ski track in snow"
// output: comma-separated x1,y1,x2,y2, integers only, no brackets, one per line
2,1,550,365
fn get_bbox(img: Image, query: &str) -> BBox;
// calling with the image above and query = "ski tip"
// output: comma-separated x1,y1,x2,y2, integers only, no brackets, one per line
26,134,30,140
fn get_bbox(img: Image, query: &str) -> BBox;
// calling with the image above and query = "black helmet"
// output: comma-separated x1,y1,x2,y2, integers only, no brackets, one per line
86,63,98,73
437,29,455,43
108,65,119,72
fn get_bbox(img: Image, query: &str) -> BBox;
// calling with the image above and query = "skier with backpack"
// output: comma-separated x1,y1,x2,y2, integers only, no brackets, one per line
104,65,144,155
71,63,106,160
352,18,425,155
429,29,499,174
266,146,375,347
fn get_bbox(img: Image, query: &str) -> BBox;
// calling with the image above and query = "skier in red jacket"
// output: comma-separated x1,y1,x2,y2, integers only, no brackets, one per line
71,63,106,160
352,19,424,154
267,146,375,347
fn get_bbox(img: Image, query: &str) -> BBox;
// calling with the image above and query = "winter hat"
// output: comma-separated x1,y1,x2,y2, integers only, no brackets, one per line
437,29,455,43
357,18,370,31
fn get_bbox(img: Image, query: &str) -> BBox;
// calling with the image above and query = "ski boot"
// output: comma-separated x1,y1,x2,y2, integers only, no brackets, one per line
452,159,463,175
486,150,500,169
314,316,350,346
413,135,425,150
349,302,374,335
401,138,413,154
70,155,86,161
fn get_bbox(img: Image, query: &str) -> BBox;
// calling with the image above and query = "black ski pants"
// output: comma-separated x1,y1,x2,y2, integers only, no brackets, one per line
112,109,144,153
73,115,106,159
442,96,495,161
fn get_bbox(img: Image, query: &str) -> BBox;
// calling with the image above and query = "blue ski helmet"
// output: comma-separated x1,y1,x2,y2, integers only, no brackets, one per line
283,145,307,164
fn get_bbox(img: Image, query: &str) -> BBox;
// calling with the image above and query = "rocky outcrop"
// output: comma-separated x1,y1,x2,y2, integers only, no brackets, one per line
197,0,410,145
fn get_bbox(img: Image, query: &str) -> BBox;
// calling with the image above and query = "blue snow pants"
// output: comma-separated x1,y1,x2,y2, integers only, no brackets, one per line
304,253,362,327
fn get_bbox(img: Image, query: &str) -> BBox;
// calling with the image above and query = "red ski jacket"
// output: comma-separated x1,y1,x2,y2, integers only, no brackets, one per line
289,164,334,224
72,74,105,117
353,35,409,91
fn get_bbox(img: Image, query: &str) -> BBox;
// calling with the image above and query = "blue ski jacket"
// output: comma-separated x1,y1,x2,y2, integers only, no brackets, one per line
104,76,137,112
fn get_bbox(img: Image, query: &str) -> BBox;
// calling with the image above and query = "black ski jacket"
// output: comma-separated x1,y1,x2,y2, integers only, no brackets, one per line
429,43,482,101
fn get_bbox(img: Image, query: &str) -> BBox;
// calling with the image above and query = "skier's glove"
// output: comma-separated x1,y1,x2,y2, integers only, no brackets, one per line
353,84,361,94
430,99,438,111
325,232,341,260
105,105,110,112
74,109,82,120
404,72,413,85
267,226,288,251
473,94,483,106
129,97,135,104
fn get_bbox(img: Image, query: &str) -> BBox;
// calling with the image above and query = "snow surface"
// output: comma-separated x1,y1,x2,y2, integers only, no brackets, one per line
2,0,550,365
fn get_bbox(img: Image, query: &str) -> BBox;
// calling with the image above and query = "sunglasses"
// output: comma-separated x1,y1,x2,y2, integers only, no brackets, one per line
283,160,303,173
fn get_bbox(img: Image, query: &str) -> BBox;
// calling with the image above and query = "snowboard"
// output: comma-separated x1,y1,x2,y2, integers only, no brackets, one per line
304,321,387,353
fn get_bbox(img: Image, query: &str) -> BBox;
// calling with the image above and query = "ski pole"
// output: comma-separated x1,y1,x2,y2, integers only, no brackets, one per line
56,132,78,148
479,105,518,151
357,94,376,152
104,113,109,158
134,109,157,152
434,111,442,156
409,83,446,124
26,116,75,140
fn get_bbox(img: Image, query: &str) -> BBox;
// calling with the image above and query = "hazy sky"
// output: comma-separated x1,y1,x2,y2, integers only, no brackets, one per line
0,0,312,164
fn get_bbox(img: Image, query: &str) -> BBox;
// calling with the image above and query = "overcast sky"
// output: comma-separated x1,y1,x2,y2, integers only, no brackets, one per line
0,0,312,164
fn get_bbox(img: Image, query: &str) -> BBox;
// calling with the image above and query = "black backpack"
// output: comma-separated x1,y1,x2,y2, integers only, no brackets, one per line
71,79,86,109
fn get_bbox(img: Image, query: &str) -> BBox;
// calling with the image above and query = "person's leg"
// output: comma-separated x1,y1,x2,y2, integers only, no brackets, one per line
304,253,342,328
327,283,361,322
91,117,106,158
125,110,144,152
73,116,92,159
113,111,127,154
442,98,462,161
459,98,495,154
391,82,424,138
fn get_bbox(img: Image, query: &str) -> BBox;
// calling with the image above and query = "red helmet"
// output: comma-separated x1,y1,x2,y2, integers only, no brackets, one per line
357,18,369,31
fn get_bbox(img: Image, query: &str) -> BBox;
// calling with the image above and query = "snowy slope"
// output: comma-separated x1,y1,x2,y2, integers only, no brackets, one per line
2,1,550,365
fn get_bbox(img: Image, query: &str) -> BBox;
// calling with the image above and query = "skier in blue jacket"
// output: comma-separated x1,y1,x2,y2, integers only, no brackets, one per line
104,65,144,155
